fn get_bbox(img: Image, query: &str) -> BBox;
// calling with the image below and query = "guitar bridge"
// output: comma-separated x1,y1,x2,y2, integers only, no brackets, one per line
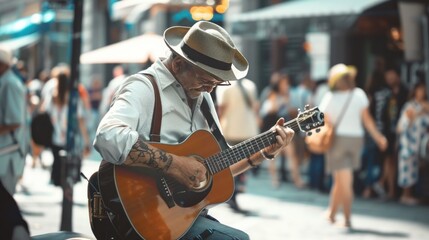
158,177,175,208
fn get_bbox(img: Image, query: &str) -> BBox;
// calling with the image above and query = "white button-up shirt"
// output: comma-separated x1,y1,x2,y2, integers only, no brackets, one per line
94,59,221,164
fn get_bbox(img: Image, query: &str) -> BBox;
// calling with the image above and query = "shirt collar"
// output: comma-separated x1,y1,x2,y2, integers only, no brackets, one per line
152,58,177,90
151,58,204,105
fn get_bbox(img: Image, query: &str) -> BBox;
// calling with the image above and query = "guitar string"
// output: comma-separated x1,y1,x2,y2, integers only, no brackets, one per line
206,120,301,173
207,122,299,173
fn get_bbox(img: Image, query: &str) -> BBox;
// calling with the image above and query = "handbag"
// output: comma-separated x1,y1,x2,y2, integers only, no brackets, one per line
30,112,54,147
306,91,353,154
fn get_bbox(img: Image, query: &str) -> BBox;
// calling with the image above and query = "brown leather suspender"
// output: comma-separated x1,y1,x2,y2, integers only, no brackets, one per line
144,74,162,143
143,73,227,150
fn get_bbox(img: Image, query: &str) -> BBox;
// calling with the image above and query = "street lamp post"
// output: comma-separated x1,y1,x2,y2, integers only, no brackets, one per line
60,0,83,231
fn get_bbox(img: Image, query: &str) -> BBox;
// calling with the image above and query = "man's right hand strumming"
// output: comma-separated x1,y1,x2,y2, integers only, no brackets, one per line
167,156,207,189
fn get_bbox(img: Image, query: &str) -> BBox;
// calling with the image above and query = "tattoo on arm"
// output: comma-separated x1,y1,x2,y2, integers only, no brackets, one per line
125,138,172,173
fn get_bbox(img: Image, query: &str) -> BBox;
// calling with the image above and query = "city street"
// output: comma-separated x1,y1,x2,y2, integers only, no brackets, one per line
16,151,429,240
2,1,429,240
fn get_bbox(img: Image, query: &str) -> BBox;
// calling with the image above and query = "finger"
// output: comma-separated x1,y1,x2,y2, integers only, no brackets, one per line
275,135,285,147
275,125,286,138
278,127,293,145
197,173,206,182
287,131,295,144
275,117,285,126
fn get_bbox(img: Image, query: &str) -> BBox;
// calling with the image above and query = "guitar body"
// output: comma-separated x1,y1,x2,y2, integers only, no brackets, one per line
98,130,234,240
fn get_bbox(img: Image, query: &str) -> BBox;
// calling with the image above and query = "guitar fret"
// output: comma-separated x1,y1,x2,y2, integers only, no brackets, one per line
206,158,214,174
215,158,221,172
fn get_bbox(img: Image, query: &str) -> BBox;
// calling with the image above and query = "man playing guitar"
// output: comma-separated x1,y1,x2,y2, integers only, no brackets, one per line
93,21,295,240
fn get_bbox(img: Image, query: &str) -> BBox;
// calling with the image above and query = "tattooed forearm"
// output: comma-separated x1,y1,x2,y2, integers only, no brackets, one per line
125,138,173,173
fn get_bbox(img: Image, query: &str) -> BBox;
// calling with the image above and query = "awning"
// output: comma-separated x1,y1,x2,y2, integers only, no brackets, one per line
230,0,387,22
229,0,388,38
80,33,168,64
0,10,55,38
0,33,40,50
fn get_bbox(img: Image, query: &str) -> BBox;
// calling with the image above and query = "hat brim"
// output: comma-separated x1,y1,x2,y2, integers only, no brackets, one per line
164,26,248,81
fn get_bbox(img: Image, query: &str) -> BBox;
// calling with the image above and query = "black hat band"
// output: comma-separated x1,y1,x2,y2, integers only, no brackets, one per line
181,43,231,71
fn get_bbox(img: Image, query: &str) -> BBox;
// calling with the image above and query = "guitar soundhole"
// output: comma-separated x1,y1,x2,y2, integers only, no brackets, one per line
169,176,213,208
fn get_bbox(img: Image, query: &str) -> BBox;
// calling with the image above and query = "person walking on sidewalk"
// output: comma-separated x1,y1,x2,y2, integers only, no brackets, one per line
40,71,90,187
320,64,387,228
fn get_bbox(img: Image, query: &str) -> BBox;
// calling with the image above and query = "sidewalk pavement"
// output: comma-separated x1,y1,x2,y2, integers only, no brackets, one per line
15,151,429,240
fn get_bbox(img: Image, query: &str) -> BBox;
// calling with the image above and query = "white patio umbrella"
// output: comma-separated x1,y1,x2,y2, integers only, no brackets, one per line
80,33,168,64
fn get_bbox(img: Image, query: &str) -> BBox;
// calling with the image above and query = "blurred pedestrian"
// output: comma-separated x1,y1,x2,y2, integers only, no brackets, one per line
88,75,103,142
361,58,388,199
260,71,281,104
396,80,429,205
41,63,70,102
277,73,304,187
320,64,387,228
374,66,408,200
217,78,261,211
98,65,127,118
289,73,314,188
39,71,90,187
27,68,50,168
0,47,27,195
307,78,328,192
259,74,291,187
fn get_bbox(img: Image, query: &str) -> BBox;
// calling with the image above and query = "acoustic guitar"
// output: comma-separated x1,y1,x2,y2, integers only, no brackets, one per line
97,105,324,240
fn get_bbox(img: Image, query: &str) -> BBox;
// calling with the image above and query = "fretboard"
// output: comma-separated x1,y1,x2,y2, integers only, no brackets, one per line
205,118,301,174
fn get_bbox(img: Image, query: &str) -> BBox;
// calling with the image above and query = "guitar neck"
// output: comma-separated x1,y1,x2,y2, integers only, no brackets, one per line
205,118,301,174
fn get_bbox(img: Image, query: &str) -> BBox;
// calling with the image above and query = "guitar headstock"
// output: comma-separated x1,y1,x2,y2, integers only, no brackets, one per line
296,105,324,135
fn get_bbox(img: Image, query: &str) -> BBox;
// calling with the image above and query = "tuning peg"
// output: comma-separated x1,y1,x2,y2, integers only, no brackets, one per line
316,128,321,133
304,104,310,110
307,131,312,136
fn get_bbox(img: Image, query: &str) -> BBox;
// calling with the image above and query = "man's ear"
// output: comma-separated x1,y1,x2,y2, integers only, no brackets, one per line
171,57,183,74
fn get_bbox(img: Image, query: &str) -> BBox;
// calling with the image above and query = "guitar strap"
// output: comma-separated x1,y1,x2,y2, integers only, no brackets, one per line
201,96,230,151
144,73,229,150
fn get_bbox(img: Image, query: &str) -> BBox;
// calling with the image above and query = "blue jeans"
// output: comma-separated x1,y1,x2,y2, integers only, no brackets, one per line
181,215,249,240
361,140,381,187
308,153,325,191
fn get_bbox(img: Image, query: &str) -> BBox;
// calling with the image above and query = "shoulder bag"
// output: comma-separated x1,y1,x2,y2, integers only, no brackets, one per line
306,91,353,154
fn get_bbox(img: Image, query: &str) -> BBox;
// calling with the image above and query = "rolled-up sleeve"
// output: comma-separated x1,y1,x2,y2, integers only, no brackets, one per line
94,75,154,164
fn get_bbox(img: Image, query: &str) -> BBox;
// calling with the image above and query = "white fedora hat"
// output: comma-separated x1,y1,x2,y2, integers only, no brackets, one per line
164,21,248,81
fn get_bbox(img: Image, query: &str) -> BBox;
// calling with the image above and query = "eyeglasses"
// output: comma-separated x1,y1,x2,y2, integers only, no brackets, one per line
189,63,231,87
199,77,231,87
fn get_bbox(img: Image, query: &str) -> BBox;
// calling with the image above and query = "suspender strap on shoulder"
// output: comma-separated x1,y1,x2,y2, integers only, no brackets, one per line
143,74,162,142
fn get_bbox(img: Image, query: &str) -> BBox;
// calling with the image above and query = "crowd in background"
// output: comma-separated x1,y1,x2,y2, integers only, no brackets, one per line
215,57,429,217
1,44,429,236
